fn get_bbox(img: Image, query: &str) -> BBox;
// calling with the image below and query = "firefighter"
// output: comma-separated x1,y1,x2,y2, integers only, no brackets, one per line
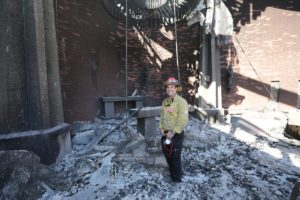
160,77,189,182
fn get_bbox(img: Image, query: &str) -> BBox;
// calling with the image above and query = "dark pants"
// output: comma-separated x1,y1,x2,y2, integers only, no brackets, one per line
161,132,184,182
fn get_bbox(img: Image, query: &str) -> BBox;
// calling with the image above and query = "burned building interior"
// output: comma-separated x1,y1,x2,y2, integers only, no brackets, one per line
0,0,300,199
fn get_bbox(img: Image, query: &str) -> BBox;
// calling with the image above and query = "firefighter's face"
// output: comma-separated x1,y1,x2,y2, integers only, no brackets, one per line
166,84,176,97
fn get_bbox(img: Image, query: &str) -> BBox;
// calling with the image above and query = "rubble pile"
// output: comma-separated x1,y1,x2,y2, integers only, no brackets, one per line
1,111,300,200
48,111,300,200
0,150,72,200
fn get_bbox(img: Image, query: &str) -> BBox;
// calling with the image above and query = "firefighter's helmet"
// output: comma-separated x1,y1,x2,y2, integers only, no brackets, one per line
164,77,181,87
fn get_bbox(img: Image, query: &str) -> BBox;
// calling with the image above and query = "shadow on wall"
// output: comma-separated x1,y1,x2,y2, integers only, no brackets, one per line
110,21,201,107
221,72,298,109
224,0,300,33
218,0,300,110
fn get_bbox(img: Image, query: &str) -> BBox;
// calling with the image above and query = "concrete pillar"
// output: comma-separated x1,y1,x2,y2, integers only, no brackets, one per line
24,0,50,130
0,0,8,131
196,32,209,108
197,0,222,110
137,117,157,139
195,0,223,123
297,80,300,111
0,1,28,133
42,0,64,125
268,80,280,111
210,31,222,109
0,0,71,163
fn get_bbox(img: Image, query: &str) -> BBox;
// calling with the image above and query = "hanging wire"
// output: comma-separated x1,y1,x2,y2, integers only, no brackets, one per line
234,35,296,125
234,35,274,102
125,0,129,130
173,0,180,83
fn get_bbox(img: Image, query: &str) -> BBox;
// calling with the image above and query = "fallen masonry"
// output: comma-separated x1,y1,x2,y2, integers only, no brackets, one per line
0,111,300,200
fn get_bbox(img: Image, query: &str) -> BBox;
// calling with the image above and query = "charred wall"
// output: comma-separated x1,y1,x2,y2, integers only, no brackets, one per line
110,22,201,106
3,0,299,127
0,1,28,133
0,0,64,132
221,0,300,111
57,0,126,122
57,0,300,122
57,0,201,122
0,0,70,164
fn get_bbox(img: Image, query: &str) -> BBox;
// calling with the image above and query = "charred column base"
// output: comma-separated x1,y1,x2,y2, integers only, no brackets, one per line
194,107,224,124
0,123,71,165
131,106,161,140
285,111,300,140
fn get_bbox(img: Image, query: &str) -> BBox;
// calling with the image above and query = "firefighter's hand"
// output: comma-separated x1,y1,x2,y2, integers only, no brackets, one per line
166,131,174,139
160,129,165,136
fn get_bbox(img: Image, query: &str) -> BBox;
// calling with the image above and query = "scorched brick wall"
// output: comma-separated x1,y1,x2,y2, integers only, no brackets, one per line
57,0,201,121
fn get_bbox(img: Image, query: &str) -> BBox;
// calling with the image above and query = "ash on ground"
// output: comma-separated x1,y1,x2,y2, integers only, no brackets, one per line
39,111,300,200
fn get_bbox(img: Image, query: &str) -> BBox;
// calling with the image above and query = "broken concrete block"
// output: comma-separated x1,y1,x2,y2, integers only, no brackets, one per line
89,155,113,187
124,137,145,152
286,111,300,139
72,130,95,145
93,145,116,152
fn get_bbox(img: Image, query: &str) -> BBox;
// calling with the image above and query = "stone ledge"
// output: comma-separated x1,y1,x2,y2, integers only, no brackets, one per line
130,106,161,118
0,123,71,165
100,96,145,117
0,123,69,139
101,96,145,102
130,105,195,118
